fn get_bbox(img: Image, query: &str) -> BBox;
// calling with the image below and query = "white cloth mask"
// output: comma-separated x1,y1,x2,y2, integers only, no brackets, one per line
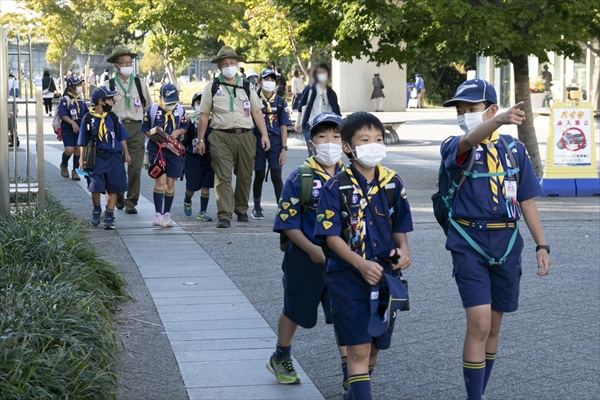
120,66,134,76
353,143,386,168
194,105,201,112
317,73,328,83
313,142,343,167
221,66,237,79
75,86,83,94
457,107,490,133
261,81,276,93
164,104,177,111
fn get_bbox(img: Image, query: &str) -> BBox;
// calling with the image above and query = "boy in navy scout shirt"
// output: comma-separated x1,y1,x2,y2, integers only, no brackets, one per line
441,79,551,400
183,92,214,221
268,112,346,385
315,112,413,400
59,75,89,181
251,69,292,220
141,83,189,227
77,86,130,229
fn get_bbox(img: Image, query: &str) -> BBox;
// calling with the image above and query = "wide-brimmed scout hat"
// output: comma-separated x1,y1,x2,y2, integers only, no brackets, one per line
211,46,245,64
107,46,138,64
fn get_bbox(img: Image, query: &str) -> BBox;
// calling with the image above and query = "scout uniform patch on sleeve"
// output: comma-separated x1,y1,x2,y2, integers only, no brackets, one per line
290,197,299,205
289,209,297,217
322,221,333,230
325,209,335,219
280,214,289,221
282,202,291,210
316,214,325,222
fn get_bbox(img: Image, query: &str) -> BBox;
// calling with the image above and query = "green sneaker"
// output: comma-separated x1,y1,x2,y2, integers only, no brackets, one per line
343,376,349,392
197,211,212,221
266,354,301,384
184,200,192,216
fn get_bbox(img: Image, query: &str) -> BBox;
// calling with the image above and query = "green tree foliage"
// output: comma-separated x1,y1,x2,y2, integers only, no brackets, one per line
283,0,597,176
109,0,244,84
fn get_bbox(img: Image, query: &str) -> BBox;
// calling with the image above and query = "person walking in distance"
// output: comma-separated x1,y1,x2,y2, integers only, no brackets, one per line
371,71,385,112
415,73,425,108
103,46,151,214
291,69,305,111
42,70,57,117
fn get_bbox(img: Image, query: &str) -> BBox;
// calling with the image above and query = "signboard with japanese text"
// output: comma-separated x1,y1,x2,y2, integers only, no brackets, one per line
552,107,592,166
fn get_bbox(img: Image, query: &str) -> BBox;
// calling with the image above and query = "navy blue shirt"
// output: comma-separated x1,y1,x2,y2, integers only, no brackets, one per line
274,158,344,244
254,91,292,136
314,165,413,273
441,134,543,221
77,112,129,153
141,103,189,152
58,94,88,130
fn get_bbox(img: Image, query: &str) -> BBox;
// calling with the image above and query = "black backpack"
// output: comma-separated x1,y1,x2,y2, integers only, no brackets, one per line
109,77,147,108
279,165,314,251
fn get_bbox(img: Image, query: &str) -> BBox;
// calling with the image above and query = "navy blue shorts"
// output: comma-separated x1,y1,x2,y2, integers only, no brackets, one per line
184,152,214,191
282,242,332,328
147,142,183,179
446,224,524,313
86,152,127,194
255,133,282,171
61,126,77,147
328,265,398,349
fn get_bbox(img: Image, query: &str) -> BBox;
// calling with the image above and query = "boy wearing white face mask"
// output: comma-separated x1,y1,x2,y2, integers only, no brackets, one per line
251,69,292,220
268,112,347,386
58,75,89,181
441,79,551,400
314,112,413,400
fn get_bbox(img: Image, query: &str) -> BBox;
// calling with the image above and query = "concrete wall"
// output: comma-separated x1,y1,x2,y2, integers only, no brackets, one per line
332,56,407,113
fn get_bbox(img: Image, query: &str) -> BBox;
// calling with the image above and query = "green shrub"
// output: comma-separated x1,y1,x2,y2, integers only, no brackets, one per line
0,199,128,399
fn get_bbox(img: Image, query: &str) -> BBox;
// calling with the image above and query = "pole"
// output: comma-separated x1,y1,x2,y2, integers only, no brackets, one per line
25,33,33,206
0,28,10,214
35,86,45,211
13,33,19,211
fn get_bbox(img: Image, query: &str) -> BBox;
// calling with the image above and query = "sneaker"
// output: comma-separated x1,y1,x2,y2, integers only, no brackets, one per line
251,208,265,220
71,170,81,181
60,163,69,178
266,354,301,384
91,210,101,227
236,212,249,222
152,213,162,226
342,377,349,392
184,200,192,216
161,212,174,227
216,218,231,228
104,217,115,230
197,211,212,221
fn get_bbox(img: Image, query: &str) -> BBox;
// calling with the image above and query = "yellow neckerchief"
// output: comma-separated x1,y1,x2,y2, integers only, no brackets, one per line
260,90,276,127
304,156,344,182
67,93,81,116
481,131,505,204
89,110,108,142
346,164,396,259
158,99,176,131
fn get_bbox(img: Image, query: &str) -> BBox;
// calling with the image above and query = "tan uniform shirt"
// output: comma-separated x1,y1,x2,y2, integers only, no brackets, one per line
102,75,151,122
200,78,263,130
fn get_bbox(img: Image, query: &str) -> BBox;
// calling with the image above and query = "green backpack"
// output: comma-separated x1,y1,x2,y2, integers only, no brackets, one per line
279,164,314,251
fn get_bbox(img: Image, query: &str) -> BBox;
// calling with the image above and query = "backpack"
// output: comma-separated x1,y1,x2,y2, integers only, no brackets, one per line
279,165,314,251
211,77,251,99
431,135,521,265
109,77,147,109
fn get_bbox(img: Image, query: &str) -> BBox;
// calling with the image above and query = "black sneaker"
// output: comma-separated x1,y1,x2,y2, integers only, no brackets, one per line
251,208,265,220
125,207,138,214
236,212,249,222
216,219,231,228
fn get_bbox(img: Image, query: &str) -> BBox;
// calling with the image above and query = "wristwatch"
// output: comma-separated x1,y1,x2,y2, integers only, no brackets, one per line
198,138,205,143
282,146,289,151
535,244,550,254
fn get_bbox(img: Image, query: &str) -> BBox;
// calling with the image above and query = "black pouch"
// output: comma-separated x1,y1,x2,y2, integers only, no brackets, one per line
148,146,166,179
399,275,409,311
83,141,96,171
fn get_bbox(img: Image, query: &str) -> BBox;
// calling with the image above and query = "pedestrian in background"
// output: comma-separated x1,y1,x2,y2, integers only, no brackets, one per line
276,67,288,98
291,69,305,110
42,70,57,117
371,71,385,112
87,68,97,95
415,73,425,108
100,68,110,84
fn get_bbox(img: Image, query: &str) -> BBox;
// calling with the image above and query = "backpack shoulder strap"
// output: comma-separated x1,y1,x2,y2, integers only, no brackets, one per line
337,170,354,215
298,165,314,209
84,113,93,143
384,181,397,225
211,78,220,97
108,111,119,130
243,79,251,98
498,134,520,185
134,77,147,108
109,78,115,91
276,95,285,120
149,102,159,127
454,148,476,195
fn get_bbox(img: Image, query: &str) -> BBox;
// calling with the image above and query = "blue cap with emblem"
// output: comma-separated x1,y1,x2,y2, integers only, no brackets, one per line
367,272,408,338
66,75,83,87
260,69,277,80
443,79,497,107
309,112,342,137
91,86,118,105
160,83,179,104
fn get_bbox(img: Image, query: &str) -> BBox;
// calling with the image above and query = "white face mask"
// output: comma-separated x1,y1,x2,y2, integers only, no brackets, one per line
312,142,343,167
457,107,490,133
119,66,134,76
75,86,83,94
353,143,386,168
261,80,276,92
221,66,237,79
194,105,201,112
164,103,177,111
317,73,328,83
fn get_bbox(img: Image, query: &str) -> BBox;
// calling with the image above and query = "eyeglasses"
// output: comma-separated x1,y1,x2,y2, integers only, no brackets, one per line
117,62,134,67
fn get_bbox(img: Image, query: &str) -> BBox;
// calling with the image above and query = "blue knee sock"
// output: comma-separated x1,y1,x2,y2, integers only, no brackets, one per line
72,155,80,170
463,360,486,400
348,374,371,400
164,192,174,213
200,193,209,212
483,353,496,394
153,189,164,214
274,343,291,361
341,355,348,381
61,152,71,166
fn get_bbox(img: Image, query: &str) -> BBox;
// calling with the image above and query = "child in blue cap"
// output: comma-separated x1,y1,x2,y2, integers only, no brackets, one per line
78,86,130,229
441,79,551,400
58,75,88,181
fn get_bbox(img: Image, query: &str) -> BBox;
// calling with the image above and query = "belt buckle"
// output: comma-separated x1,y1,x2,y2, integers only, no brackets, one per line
473,220,487,231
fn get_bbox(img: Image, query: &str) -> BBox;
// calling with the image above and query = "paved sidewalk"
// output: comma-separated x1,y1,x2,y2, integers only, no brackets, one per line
41,144,323,400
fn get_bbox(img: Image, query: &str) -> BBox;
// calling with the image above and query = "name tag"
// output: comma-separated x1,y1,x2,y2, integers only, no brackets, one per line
243,100,251,110
134,98,141,107
504,181,517,198
70,109,77,118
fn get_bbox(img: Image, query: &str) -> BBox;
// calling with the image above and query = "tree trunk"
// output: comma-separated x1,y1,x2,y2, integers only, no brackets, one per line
511,53,543,176
59,58,64,94
289,36,309,78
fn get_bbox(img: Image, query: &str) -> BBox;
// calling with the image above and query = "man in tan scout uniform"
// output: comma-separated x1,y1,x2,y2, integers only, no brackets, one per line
197,46,270,228
104,46,151,214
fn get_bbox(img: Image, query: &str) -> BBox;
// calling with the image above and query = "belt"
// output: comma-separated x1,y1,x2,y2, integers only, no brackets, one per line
454,219,516,230
121,119,141,124
97,150,123,154
219,128,251,134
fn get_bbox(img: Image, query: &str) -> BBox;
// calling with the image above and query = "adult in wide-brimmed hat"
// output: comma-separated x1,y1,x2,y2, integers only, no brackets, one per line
102,45,151,215
196,46,270,228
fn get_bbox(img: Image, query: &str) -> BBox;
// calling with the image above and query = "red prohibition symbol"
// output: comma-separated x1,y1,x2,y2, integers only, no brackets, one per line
557,127,587,152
